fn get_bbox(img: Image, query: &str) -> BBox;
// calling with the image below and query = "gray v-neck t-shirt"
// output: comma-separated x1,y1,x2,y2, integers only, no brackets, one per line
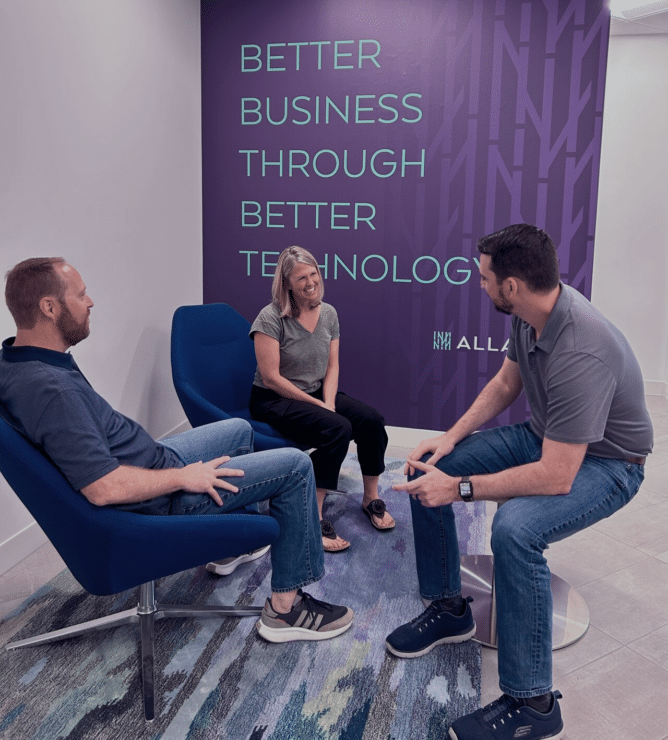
250,302,340,394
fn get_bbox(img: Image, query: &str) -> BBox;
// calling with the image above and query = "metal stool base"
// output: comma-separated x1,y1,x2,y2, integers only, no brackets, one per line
460,554,590,650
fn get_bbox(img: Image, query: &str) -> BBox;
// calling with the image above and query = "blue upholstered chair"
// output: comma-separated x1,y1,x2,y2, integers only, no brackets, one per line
171,302,302,451
0,412,279,721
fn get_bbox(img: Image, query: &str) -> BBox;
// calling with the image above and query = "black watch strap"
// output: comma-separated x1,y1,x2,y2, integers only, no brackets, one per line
459,475,474,502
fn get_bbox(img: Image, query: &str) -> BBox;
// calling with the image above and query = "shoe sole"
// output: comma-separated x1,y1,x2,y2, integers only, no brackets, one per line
448,723,564,740
256,616,353,643
205,545,270,576
385,621,476,658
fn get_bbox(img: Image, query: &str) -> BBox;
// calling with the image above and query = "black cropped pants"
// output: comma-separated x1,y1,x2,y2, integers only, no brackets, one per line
249,384,387,491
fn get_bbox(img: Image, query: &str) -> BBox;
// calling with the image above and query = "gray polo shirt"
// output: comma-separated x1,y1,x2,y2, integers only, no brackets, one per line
250,302,340,394
507,284,653,459
0,338,182,491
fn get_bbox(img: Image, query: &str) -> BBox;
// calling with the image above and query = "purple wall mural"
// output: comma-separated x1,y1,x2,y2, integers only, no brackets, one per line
201,0,610,430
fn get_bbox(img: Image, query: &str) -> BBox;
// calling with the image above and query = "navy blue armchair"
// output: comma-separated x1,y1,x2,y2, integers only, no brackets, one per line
0,412,279,720
171,302,302,451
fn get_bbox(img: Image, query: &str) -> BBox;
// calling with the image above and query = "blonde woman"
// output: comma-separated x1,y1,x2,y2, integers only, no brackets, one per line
249,246,394,552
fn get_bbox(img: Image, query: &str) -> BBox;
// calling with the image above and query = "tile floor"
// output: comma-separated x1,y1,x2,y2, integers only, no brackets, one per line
2,396,668,738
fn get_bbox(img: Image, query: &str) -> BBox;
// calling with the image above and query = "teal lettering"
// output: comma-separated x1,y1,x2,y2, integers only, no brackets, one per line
266,202,284,227
241,201,261,227
402,149,425,177
289,150,309,177
239,250,258,275
359,39,381,68
309,41,331,69
266,97,288,125
378,94,399,124
286,201,306,227
354,203,376,230
444,256,471,285
334,254,357,279
241,98,261,125
401,93,423,123
292,96,311,125
262,251,280,276
334,40,354,69
361,255,388,282
241,45,262,72
392,256,411,282
343,150,365,178
412,256,440,284
287,41,309,70
262,150,283,177
370,149,397,178
239,149,258,176
267,43,286,71
355,94,375,123
312,150,338,178
331,203,350,229
325,96,349,123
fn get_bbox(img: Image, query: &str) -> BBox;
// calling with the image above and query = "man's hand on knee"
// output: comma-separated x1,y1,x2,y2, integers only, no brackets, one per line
394,459,458,507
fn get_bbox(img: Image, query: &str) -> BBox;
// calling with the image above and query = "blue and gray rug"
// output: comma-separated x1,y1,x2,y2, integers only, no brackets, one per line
0,455,486,740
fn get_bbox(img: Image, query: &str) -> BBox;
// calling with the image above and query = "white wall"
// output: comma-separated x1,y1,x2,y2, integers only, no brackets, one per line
592,34,668,394
0,0,203,573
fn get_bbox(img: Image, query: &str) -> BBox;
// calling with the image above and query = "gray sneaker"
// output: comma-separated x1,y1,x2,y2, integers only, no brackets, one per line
206,545,270,576
257,589,354,643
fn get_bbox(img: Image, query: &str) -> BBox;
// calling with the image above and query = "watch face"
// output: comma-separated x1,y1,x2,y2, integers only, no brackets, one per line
460,481,472,496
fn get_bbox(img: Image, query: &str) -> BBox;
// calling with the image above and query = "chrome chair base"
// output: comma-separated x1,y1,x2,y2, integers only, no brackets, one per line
4,581,262,721
460,554,590,650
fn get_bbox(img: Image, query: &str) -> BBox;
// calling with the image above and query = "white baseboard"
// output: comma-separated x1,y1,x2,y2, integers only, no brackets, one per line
386,425,443,449
644,380,667,398
0,521,48,577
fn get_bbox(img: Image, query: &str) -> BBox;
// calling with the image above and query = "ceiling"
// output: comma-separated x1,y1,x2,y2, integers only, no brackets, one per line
611,9,668,34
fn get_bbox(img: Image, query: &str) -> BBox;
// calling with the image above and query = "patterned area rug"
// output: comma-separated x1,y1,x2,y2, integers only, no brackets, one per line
0,455,486,740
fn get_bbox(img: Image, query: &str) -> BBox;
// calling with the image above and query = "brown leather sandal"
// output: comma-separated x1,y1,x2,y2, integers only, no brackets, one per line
320,519,350,552
362,498,396,531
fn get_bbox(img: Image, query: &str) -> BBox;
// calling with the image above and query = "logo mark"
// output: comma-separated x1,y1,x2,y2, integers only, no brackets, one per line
514,727,533,738
433,331,451,350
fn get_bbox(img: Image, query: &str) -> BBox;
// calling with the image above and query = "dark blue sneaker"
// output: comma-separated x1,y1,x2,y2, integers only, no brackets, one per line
385,596,476,658
448,692,564,740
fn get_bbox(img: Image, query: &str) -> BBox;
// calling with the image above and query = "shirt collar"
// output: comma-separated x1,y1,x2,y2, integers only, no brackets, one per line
533,282,572,353
1,337,77,370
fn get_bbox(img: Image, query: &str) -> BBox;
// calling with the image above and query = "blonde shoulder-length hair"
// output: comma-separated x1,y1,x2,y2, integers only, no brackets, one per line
271,246,325,318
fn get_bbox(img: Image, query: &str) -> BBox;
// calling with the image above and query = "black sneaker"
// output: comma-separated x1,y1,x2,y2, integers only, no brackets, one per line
257,589,354,643
448,692,564,740
385,597,476,658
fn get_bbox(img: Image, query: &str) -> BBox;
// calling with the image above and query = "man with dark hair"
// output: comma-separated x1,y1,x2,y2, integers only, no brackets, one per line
386,224,652,740
0,258,354,643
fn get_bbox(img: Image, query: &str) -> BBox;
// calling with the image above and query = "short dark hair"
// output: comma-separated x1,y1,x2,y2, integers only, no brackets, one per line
5,257,67,329
477,224,559,293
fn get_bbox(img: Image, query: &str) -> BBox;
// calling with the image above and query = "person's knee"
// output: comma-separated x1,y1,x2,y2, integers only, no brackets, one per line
326,415,352,444
491,505,532,559
224,417,254,444
276,447,313,477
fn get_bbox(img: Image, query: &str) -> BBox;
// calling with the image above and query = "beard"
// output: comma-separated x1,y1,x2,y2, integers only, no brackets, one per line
493,299,513,315
491,286,513,315
57,300,90,347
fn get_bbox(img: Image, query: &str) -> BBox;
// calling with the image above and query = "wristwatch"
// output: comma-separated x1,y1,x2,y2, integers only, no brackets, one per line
459,476,474,502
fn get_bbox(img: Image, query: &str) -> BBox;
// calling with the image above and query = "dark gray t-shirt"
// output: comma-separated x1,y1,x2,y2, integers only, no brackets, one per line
250,302,340,394
507,284,653,459
0,339,182,491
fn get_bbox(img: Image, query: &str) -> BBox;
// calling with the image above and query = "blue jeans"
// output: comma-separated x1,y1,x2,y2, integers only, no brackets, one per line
409,422,645,698
152,418,324,594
